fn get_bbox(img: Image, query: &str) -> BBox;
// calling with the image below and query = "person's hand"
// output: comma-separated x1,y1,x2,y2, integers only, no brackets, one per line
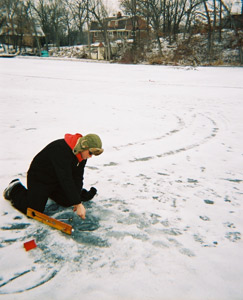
73,203,86,219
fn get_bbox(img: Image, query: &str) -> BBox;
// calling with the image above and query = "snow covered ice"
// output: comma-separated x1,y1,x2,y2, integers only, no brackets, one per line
0,57,243,300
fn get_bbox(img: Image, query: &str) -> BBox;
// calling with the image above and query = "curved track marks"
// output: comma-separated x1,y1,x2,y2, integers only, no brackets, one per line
121,112,219,163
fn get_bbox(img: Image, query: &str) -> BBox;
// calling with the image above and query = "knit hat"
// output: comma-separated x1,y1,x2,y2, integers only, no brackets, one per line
73,134,103,156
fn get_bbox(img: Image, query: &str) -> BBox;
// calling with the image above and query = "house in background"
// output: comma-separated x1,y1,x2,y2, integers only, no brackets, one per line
90,12,148,43
0,14,45,53
223,13,243,29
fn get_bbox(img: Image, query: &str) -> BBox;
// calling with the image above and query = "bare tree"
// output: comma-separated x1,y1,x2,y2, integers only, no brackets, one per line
65,0,87,45
121,0,149,60
24,1,42,53
0,0,20,50
88,0,112,60
49,0,65,47
163,0,188,43
202,0,213,56
121,0,199,55
219,0,243,63
32,0,66,48
140,0,164,55
183,0,204,40
172,0,187,38
31,0,51,48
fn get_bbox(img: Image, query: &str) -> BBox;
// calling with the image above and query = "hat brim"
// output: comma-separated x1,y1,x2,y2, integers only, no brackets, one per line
89,148,104,156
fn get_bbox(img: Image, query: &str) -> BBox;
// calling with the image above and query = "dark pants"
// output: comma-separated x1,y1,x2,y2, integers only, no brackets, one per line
11,177,70,215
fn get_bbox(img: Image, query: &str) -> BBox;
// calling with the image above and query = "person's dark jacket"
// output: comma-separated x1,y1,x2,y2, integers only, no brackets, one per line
27,139,86,206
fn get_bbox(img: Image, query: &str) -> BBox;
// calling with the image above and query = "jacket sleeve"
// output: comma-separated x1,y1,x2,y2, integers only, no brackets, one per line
73,160,86,191
49,145,85,206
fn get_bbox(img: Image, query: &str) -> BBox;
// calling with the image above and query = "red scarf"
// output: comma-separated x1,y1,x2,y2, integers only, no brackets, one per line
64,133,83,163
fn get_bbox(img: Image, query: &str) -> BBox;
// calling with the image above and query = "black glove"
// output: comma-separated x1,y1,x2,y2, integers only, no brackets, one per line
80,187,97,202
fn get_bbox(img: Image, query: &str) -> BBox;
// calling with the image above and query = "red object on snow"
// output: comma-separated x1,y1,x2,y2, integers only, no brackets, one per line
24,239,37,251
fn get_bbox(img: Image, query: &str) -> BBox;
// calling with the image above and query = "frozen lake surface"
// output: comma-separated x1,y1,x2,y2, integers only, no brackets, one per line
0,57,243,300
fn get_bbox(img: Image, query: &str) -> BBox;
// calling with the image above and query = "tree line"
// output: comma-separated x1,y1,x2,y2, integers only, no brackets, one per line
0,0,111,49
0,0,242,61
120,0,242,56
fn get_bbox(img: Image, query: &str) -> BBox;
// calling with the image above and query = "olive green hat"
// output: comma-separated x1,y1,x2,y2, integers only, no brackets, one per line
73,134,103,156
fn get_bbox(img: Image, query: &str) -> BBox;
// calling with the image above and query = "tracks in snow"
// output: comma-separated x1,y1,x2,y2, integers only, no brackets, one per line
106,112,219,166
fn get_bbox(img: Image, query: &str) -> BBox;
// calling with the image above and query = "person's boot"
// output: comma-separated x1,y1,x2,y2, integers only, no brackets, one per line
3,179,20,200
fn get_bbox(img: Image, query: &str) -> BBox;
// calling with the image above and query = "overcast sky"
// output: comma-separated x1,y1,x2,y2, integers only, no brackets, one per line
104,0,241,14
104,0,120,13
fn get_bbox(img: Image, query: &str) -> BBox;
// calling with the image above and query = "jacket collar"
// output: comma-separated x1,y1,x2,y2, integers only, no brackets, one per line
64,133,83,163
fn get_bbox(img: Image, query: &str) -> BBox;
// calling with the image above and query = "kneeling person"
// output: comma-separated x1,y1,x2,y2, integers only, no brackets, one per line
3,133,103,220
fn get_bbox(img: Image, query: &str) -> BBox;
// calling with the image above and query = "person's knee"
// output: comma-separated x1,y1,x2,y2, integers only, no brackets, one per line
27,184,49,213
